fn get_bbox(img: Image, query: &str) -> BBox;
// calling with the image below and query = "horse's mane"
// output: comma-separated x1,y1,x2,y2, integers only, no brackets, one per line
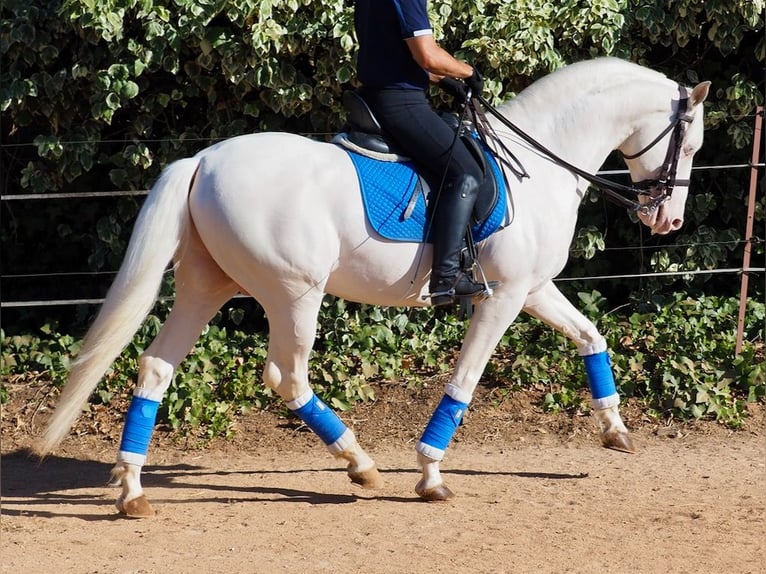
508,57,671,110
498,57,675,128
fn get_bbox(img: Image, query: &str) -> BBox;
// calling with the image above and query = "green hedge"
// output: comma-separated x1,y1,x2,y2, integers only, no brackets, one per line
2,293,763,435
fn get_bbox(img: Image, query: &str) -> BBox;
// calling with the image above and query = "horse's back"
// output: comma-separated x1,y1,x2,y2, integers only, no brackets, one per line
190,131,355,224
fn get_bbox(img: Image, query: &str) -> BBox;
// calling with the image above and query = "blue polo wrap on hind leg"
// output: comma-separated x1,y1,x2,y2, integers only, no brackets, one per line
288,390,349,450
118,395,160,466
417,394,469,461
582,350,619,409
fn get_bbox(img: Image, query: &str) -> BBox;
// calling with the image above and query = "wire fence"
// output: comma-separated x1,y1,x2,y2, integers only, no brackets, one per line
2,162,764,202
0,110,762,149
2,140,763,309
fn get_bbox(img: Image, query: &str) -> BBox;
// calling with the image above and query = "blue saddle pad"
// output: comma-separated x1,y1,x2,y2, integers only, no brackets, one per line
344,141,507,243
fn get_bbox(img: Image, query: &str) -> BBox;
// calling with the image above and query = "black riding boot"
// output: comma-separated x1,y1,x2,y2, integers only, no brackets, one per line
428,174,497,306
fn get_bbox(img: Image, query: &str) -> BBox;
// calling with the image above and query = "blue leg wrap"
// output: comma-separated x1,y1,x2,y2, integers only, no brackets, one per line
417,395,469,460
583,350,617,400
292,393,348,446
119,396,160,457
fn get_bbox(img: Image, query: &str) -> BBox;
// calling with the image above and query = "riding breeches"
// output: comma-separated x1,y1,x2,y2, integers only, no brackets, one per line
358,87,483,187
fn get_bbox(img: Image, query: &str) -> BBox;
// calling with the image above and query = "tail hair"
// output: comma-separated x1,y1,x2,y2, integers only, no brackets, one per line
36,157,200,456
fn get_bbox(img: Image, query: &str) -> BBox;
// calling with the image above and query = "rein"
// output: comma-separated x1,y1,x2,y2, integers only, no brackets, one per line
475,86,692,215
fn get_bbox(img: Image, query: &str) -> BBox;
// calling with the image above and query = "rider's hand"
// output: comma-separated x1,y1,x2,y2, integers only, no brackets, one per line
438,76,468,103
466,67,483,99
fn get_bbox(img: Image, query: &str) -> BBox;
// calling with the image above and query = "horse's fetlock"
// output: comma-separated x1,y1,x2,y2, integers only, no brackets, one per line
416,451,440,469
594,405,627,434
108,462,129,487
335,441,375,474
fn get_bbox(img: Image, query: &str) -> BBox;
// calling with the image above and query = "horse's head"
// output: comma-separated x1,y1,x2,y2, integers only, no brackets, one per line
620,81,710,235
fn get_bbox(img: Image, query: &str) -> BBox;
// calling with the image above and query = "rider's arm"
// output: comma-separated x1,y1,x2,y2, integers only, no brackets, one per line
406,35,474,80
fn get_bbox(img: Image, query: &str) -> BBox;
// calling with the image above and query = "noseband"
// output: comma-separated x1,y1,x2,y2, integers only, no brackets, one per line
476,84,694,215
622,85,693,215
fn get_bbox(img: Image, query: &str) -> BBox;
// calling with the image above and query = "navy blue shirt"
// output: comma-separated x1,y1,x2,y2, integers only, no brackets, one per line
355,0,432,90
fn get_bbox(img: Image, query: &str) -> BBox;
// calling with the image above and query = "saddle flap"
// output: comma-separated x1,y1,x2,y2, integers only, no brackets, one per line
462,134,499,223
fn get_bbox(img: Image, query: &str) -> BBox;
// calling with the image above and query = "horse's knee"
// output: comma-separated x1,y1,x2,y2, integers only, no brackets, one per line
136,355,174,400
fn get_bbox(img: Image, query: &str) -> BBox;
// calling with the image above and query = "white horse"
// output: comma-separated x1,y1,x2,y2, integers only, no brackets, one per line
38,58,709,516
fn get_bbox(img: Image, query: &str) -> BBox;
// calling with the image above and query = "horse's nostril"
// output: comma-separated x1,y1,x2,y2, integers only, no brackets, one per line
671,218,683,231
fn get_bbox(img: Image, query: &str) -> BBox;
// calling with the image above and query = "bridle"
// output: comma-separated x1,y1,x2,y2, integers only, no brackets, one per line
474,85,694,215
621,85,693,211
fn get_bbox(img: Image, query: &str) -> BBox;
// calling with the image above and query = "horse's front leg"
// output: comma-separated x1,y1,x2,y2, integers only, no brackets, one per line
524,281,635,453
416,292,525,501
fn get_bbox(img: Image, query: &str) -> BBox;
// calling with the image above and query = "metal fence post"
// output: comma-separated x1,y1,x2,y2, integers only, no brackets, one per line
735,106,764,356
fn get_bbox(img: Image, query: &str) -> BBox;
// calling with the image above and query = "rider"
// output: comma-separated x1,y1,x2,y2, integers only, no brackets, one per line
353,0,496,306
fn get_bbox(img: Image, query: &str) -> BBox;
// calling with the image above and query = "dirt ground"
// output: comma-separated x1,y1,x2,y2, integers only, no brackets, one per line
2,379,765,574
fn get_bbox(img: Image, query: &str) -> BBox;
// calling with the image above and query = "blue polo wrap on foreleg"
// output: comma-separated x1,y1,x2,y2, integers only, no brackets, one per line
291,392,348,446
582,350,619,409
119,396,160,464
417,395,469,461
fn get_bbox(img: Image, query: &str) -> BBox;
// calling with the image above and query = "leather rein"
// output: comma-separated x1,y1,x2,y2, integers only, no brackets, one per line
473,85,693,215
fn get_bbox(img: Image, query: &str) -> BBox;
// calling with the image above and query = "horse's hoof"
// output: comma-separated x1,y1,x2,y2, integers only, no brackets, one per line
602,430,636,454
116,495,156,518
348,466,383,489
415,479,455,502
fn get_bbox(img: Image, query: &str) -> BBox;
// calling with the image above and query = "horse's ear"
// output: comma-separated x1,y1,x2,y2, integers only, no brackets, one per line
690,81,711,106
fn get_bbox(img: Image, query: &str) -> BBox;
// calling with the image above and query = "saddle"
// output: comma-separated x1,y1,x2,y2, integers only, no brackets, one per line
338,91,502,228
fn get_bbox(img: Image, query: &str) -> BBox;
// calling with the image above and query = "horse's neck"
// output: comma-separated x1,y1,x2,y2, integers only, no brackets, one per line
496,71,672,174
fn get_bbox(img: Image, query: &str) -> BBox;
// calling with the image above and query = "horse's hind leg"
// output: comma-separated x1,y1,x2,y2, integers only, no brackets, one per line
259,291,382,489
523,281,635,453
111,229,238,517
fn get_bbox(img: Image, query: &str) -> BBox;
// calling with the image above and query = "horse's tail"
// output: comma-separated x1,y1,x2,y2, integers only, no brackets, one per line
36,157,200,456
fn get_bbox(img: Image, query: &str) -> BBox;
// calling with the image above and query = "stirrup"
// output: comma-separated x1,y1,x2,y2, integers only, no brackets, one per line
426,272,498,307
